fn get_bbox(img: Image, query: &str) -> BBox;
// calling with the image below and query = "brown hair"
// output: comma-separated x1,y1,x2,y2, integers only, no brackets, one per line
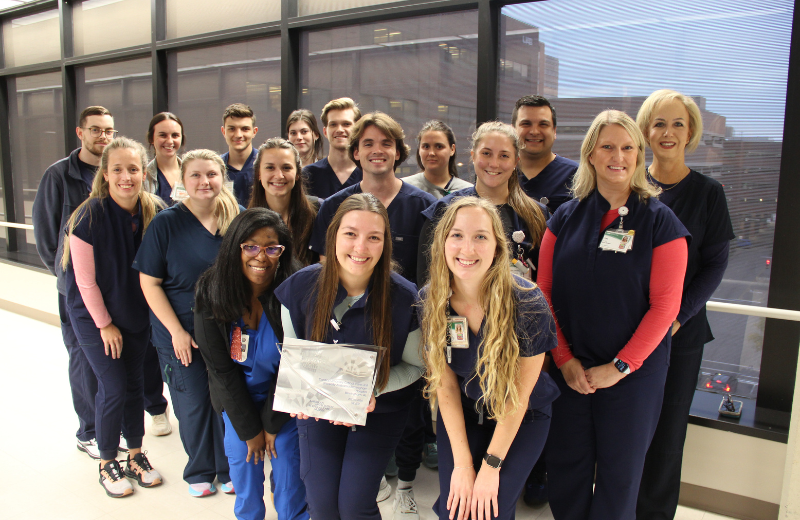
321,97,362,126
248,138,317,265
309,193,394,391
416,120,458,177
347,111,411,171
78,106,113,128
286,109,323,164
222,103,256,126
146,112,185,149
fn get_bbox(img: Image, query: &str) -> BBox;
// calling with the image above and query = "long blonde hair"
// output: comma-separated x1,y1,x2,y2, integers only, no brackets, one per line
180,149,240,236
61,137,164,269
422,196,536,420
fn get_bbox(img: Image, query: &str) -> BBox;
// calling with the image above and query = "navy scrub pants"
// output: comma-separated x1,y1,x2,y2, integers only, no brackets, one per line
637,341,705,520
59,293,98,442
155,343,230,484
144,341,168,416
546,364,668,520
75,324,149,461
395,381,436,482
434,394,550,520
297,408,408,520
224,412,308,520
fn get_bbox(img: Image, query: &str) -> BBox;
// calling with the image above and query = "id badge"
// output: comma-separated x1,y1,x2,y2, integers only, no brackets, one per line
224,180,235,193
170,182,189,202
230,326,249,362
446,316,469,349
599,229,635,254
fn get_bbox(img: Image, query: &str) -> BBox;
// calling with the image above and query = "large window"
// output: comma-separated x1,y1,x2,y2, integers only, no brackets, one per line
301,10,479,178
73,0,151,56
499,0,792,399
165,0,279,39
2,9,60,67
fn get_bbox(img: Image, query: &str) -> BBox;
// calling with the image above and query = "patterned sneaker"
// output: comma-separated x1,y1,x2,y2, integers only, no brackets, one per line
219,481,235,494
392,487,420,520
77,438,101,460
99,460,133,498
189,482,216,497
124,452,163,488
150,407,172,436
377,475,391,502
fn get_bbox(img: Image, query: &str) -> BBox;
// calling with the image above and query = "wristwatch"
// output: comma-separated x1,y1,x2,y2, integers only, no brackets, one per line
483,453,503,469
613,357,631,375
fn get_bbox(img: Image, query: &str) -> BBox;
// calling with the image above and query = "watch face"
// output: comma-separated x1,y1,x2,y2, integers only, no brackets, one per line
484,454,502,468
615,359,629,373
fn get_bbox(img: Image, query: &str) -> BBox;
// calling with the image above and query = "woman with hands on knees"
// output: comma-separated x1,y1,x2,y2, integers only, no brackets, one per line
194,208,308,520
134,149,240,497
274,193,424,520
62,137,165,498
420,196,558,520
538,110,689,520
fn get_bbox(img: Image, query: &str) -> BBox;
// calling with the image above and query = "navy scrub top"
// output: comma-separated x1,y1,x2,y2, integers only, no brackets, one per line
442,278,560,417
154,166,177,207
301,157,363,200
275,264,420,413
65,196,151,339
309,182,436,285
224,148,258,207
517,155,578,214
132,202,224,347
549,190,690,375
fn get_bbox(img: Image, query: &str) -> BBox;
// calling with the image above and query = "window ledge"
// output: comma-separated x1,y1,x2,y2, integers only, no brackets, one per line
688,390,789,443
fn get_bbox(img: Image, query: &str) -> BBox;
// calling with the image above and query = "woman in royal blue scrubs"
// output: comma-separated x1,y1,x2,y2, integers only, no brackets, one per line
275,193,425,520
539,110,690,520
635,90,734,519
135,149,240,497
194,208,308,520
62,137,165,497
420,196,558,520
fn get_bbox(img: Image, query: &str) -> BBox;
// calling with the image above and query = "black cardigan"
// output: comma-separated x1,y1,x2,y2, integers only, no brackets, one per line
194,294,291,441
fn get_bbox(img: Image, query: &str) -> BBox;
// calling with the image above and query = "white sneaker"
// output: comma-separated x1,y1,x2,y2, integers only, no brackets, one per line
393,487,420,520
77,438,101,460
99,460,134,498
118,435,129,453
377,475,391,503
150,407,172,436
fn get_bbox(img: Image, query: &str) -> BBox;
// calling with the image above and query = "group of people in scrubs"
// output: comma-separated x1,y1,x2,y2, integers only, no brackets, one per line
35,86,732,520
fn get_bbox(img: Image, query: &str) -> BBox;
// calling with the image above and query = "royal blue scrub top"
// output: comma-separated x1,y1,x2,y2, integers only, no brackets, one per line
275,264,419,413
549,190,690,375
132,202,224,346
230,311,281,402
309,182,436,285
517,155,578,214
301,157,363,200
224,148,258,207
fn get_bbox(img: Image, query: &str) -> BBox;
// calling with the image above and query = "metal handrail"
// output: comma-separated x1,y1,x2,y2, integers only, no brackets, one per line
0,221,33,230
707,301,800,322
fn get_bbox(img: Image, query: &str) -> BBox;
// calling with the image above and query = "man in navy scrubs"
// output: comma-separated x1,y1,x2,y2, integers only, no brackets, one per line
302,97,363,200
221,103,259,206
512,95,578,214
33,106,116,460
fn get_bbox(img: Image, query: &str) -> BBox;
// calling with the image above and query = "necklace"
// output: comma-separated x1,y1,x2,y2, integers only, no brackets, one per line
646,167,684,192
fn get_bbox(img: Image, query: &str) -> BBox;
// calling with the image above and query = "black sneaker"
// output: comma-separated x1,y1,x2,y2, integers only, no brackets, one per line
99,460,133,498
124,452,163,488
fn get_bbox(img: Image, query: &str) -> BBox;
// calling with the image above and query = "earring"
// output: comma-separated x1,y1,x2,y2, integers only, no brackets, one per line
276,260,281,270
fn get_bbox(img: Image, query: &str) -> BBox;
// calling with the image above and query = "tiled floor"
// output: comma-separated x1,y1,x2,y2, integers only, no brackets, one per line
0,308,736,520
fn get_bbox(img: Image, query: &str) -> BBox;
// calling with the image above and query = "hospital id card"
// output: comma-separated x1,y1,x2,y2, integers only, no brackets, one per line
446,316,469,349
599,229,635,254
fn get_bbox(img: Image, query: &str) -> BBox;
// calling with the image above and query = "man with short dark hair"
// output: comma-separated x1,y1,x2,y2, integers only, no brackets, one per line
302,97,363,199
33,106,116,460
512,95,578,213
221,103,259,205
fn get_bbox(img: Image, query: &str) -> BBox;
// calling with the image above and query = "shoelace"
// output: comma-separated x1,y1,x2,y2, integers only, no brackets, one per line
129,452,155,473
101,460,125,481
397,489,418,513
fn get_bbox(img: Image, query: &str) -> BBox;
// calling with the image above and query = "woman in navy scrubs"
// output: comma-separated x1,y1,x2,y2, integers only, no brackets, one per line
286,109,323,169
539,110,689,520
144,112,185,206
635,90,734,519
418,121,548,284
404,120,472,199
420,196,557,520
194,208,308,520
135,149,240,497
62,137,165,498
248,137,319,266
275,193,425,520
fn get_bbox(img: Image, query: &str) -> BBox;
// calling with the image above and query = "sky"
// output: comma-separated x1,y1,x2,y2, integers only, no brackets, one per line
503,0,793,139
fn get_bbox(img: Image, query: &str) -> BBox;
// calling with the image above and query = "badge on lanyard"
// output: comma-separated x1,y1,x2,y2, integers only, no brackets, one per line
511,230,534,280
446,315,469,364
599,205,634,254
171,182,189,202
230,326,249,362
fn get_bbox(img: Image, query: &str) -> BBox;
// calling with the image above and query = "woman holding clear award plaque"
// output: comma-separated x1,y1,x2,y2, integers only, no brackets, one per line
275,193,425,520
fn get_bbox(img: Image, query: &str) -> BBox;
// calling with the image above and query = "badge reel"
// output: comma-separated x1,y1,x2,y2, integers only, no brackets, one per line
510,230,534,280
445,297,469,363
230,325,249,363
599,205,635,254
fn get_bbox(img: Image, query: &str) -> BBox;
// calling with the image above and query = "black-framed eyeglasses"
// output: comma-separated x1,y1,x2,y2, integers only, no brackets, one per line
83,127,118,138
240,244,285,258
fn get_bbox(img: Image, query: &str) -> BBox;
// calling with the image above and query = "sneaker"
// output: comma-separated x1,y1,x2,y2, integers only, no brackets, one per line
523,476,548,507
385,453,399,478
219,481,235,494
393,487,420,520
150,407,172,436
77,438,101,460
124,452,163,488
377,475,391,502
422,442,438,469
188,482,216,497
99,460,133,498
118,435,129,454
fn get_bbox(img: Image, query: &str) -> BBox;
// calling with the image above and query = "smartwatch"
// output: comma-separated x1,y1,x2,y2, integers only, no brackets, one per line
483,453,503,469
613,357,631,375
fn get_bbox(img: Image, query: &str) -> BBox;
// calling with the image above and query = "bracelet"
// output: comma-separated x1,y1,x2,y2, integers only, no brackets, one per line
453,466,472,470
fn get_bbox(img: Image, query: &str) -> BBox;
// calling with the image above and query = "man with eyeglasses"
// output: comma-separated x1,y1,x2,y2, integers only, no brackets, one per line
33,106,118,461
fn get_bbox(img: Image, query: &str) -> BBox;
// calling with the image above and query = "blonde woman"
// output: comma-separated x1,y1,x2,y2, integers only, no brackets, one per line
421,196,558,520
134,149,240,497
62,137,165,497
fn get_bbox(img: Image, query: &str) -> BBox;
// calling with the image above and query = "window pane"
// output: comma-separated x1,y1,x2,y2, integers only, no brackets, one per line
73,0,151,56
169,38,281,152
3,9,60,67
298,0,400,16
301,10,479,178
165,0,279,39
499,0,792,395
76,58,153,143
8,72,64,252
